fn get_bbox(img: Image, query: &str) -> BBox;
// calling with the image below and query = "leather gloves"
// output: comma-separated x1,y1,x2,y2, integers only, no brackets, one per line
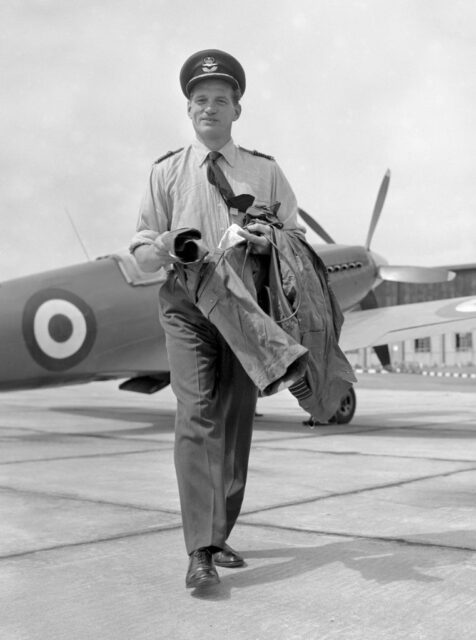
153,228,209,266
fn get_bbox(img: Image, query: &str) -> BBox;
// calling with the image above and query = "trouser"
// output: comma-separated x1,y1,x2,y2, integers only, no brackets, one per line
159,272,258,554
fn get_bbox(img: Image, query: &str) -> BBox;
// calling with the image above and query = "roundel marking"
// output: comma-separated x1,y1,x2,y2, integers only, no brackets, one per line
48,314,74,343
33,300,88,359
23,289,97,371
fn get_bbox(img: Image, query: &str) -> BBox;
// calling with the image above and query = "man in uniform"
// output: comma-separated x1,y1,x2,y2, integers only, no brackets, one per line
130,49,302,588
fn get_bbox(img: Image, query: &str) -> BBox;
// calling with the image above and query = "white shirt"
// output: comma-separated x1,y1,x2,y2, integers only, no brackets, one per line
130,137,302,253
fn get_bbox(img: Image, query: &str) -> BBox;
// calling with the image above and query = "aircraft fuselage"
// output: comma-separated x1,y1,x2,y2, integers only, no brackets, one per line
0,242,379,392
0,257,168,391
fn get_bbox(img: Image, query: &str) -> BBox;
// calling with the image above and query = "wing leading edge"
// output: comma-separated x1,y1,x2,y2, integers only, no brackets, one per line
340,296,476,351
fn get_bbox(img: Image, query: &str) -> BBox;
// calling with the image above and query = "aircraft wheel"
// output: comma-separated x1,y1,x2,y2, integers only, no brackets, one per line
332,386,356,424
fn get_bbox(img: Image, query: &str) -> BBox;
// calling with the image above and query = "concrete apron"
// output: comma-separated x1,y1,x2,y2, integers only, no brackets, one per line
1,375,476,640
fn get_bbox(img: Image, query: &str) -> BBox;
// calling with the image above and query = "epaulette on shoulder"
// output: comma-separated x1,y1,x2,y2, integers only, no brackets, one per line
153,148,184,164
239,146,275,161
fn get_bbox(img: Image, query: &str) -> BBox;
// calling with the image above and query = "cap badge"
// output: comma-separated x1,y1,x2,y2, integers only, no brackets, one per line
202,56,218,73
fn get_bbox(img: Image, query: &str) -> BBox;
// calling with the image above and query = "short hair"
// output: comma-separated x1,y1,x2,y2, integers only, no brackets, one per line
231,88,242,105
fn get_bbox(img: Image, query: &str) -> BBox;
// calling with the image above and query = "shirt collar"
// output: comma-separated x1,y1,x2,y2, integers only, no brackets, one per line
192,137,237,167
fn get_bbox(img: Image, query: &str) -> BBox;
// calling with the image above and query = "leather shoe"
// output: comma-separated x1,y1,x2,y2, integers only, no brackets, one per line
186,548,220,588
213,544,245,568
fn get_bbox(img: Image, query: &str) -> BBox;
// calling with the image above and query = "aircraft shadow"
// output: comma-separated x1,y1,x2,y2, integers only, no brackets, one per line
49,406,313,435
191,530,476,600
49,406,476,440
48,406,175,437
50,406,174,423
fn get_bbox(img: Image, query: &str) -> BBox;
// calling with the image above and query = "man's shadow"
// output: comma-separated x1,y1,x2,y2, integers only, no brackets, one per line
190,530,476,600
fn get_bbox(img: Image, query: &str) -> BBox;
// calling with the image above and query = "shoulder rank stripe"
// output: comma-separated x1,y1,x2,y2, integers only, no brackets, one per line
239,146,275,161
154,148,184,164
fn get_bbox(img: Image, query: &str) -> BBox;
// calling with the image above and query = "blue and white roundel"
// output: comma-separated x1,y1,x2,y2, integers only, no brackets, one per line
23,289,97,371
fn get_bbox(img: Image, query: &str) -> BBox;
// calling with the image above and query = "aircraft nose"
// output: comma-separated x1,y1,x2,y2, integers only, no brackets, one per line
369,250,388,270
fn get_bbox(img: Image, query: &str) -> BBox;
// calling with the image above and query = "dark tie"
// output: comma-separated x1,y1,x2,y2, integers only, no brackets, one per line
206,151,255,212
206,151,235,203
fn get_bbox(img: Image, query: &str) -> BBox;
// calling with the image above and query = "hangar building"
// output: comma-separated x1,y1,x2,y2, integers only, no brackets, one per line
346,263,476,371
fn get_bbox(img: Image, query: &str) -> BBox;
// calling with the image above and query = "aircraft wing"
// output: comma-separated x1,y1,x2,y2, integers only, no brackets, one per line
340,296,476,351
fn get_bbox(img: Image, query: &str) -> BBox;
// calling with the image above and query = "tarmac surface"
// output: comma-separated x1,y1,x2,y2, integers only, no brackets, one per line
1,372,476,640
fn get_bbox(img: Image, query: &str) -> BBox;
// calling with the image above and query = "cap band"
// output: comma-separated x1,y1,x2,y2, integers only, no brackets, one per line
186,73,240,95
180,49,246,98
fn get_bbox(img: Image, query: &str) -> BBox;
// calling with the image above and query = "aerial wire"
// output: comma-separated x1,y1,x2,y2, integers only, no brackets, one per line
64,207,92,261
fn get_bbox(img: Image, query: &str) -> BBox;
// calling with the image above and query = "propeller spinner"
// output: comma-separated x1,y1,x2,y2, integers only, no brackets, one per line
364,170,455,284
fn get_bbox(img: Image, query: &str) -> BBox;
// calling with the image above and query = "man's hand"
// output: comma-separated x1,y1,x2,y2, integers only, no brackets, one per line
133,243,163,272
237,222,273,255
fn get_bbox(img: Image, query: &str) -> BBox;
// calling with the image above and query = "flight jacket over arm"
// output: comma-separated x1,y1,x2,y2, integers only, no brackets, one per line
266,227,357,420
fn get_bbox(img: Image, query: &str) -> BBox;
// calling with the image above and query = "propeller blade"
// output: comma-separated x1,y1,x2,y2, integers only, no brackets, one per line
359,290,392,369
298,208,336,244
359,289,380,311
378,265,456,284
365,170,391,250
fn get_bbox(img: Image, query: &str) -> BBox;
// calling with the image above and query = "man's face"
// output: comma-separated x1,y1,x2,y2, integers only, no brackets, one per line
187,80,241,144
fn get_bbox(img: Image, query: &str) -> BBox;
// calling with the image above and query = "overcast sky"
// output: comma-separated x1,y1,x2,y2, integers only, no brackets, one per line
1,0,475,280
